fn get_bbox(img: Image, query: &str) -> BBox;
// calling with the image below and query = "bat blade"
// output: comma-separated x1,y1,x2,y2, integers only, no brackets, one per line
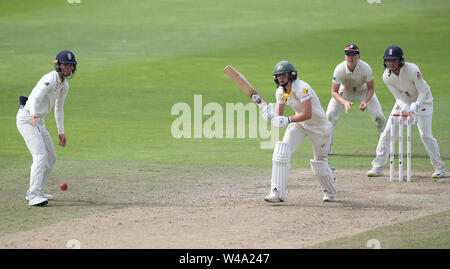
224,65,267,108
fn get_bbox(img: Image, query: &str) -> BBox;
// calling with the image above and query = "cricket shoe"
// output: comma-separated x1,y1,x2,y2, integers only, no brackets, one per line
26,191,53,201
323,192,335,202
264,189,285,203
367,167,383,177
432,169,445,178
28,195,48,207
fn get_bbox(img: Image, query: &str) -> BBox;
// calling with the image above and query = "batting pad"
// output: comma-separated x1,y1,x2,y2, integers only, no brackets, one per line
310,159,337,195
271,142,291,199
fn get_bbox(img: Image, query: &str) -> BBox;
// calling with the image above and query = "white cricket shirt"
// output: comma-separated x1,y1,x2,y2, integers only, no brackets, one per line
275,79,329,128
332,60,373,93
382,62,433,108
23,71,69,134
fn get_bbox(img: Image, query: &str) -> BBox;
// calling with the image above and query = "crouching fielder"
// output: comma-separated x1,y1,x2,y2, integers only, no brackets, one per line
367,46,446,178
17,50,77,206
262,61,337,203
326,44,386,155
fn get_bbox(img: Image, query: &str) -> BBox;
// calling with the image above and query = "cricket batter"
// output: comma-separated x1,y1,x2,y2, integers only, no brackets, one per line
367,46,446,178
262,61,337,202
17,50,77,206
326,44,386,155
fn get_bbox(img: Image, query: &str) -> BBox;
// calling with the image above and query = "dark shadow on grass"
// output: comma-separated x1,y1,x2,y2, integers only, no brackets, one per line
330,153,450,160
333,200,416,211
45,199,152,208
264,200,416,212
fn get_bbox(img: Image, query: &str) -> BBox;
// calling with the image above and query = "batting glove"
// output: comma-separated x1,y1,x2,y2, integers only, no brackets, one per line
262,103,275,122
271,115,291,128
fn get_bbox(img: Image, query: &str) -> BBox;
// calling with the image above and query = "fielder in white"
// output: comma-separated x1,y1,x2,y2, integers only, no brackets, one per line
263,61,337,203
326,44,386,155
16,50,77,206
367,46,446,178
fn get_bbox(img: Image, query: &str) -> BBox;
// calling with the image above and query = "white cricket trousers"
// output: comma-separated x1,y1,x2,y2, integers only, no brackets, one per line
16,109,56,199
371,103,445,170
326,90,386,151
282,122,332,162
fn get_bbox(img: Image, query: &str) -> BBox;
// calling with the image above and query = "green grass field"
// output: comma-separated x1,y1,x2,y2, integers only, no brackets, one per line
1,0,449,248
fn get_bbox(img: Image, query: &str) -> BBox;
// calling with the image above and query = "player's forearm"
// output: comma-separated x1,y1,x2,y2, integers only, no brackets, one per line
275,103,285,116
330,82,344,104
414,82,428,106
29,99,39,116
55,109,65,134
331,91,346,105
364,88,374,103
289,111,312,123
55,89,68,134
364,81,375,103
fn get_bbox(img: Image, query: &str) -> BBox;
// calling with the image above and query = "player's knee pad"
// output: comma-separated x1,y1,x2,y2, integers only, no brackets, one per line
310,159,337,195
272,141,291,164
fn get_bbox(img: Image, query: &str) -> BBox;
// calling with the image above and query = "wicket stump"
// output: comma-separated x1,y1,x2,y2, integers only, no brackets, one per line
389,114,413,182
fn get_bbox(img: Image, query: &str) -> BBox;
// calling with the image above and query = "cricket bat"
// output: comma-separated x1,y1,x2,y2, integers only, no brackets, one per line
224,65,267,109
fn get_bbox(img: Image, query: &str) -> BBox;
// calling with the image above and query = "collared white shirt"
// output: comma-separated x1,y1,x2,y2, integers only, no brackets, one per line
275,79,329,127
23,71,69,134
382,62,433,108
332,60,373,93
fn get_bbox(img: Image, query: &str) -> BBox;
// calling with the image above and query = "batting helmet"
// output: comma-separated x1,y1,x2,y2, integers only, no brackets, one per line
54,50,77,77
273,61,297,86
383,46,404,69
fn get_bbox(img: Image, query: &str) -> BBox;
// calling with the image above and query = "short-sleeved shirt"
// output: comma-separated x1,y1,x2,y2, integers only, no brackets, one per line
332,60,373,93
276,79,330,130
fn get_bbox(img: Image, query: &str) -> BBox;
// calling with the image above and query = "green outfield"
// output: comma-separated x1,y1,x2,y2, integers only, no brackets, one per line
0,0,449,248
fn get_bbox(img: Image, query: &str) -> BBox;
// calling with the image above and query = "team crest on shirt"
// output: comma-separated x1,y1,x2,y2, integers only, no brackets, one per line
417,72,422,79
302,88,308,94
